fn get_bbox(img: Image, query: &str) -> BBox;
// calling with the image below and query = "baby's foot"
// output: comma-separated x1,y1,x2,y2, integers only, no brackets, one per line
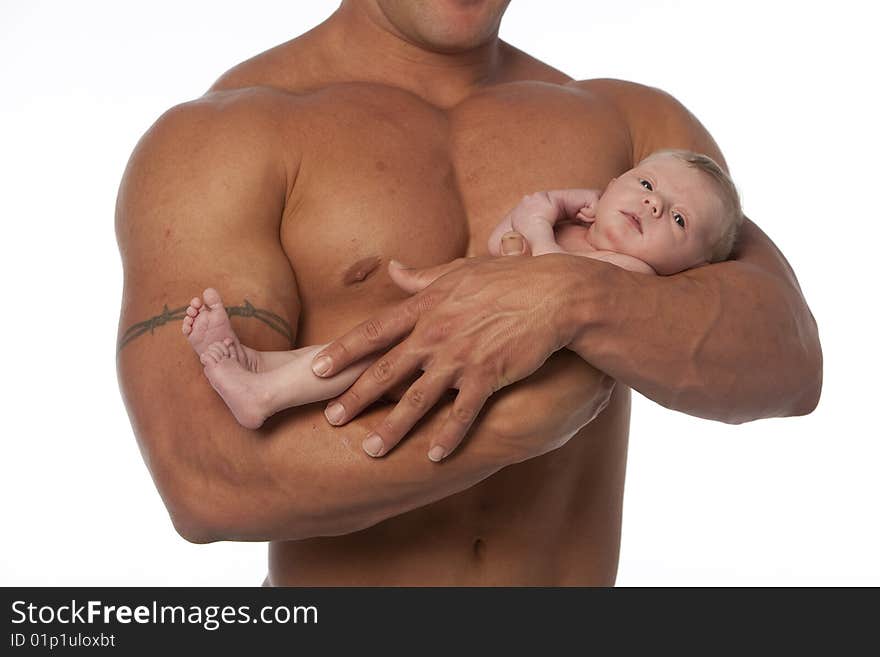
200,338,271,430
182,288,257,371
182,288,239,354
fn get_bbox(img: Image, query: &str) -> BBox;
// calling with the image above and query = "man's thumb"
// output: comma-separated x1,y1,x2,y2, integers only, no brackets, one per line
500,231,527,256
388,260,429,294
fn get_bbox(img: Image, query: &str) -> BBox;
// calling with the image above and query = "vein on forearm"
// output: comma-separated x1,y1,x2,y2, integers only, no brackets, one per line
591,262,814,421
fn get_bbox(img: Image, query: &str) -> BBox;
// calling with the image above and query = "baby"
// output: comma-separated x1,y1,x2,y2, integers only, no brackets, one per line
487,149,743,275
182,148,743,431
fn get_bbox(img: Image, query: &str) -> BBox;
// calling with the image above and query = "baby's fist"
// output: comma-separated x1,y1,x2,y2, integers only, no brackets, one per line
576,203,596,222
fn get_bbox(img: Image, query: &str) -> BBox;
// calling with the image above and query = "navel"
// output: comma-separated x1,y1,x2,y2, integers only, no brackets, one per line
472,537,486,560
343,256,382,286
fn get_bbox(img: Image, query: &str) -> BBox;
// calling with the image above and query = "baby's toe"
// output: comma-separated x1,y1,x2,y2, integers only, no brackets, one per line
202,288,223,309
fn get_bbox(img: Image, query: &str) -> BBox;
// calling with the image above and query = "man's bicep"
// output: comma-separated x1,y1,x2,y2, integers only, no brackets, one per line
114,97,302,527
116,96,300,351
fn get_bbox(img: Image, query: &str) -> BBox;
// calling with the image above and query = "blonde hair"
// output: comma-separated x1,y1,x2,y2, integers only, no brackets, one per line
644,149,744,262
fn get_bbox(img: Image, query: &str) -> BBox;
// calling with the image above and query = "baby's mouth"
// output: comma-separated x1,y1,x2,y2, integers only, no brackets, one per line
621,211,643,233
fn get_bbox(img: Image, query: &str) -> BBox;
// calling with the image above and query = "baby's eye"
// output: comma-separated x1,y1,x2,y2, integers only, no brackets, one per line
639,179,654,191
673,212,686,229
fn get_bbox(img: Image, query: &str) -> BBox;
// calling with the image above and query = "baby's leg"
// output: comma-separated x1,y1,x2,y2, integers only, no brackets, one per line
200,339,372,429
259,344,374,407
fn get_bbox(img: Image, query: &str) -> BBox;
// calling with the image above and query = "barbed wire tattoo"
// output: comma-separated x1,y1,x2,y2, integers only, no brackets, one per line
227,300,293,344
117,300,293,353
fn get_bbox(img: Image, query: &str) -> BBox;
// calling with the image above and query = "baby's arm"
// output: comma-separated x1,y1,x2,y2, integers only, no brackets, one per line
488,189,601,256
586,250,657,275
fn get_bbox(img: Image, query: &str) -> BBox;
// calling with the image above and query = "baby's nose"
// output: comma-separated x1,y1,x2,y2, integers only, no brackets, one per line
642,196,661,216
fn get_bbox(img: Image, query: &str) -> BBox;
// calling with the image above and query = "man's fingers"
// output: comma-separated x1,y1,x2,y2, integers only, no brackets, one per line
360,372,452,458
387,258,466,294
427,382,492,462
323,347,423,426
312,304,417,377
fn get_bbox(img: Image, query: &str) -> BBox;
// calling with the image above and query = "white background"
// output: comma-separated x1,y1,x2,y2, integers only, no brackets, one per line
1,0,877,586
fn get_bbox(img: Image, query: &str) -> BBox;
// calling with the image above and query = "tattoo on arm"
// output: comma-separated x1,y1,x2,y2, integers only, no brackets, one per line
117,300,293,353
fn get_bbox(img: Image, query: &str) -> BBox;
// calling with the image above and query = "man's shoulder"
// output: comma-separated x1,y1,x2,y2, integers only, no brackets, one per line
566,77,682,111
123,89,298,225
143,86,300,161
566,78,718,162
561,78,695,133
207,35,317,95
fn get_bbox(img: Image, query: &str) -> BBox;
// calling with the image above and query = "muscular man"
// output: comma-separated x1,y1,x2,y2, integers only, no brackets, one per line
115,1,821,585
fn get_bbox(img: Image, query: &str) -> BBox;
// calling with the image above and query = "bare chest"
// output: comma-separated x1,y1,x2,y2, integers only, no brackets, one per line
278,82,631,342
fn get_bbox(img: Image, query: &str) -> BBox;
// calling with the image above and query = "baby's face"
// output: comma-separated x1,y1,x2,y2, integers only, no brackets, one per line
590,154,725,274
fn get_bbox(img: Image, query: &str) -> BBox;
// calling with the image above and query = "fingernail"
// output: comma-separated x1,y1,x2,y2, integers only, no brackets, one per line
389,259,411,269
325,402,345,425
428,446,447,462
501,234,524,255
363,434,385,457
312,355,332,376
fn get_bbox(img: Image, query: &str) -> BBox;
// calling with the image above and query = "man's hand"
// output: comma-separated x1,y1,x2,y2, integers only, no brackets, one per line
391,231,532,297
311,249,580,462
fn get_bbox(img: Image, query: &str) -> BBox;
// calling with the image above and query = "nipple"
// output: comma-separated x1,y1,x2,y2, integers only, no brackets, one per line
343,256,382,286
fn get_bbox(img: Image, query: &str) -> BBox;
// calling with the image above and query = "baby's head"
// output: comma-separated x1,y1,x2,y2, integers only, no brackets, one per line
590,150,743,275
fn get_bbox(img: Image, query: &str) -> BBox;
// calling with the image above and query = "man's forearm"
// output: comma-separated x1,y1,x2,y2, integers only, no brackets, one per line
559,220,822,423
188,400,506,542
126,350,609,544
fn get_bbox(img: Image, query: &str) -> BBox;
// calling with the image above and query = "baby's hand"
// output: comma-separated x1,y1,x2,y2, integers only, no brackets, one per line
576,203,596,223
574,189,601,223
488,193,554,256
488,189,602,257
